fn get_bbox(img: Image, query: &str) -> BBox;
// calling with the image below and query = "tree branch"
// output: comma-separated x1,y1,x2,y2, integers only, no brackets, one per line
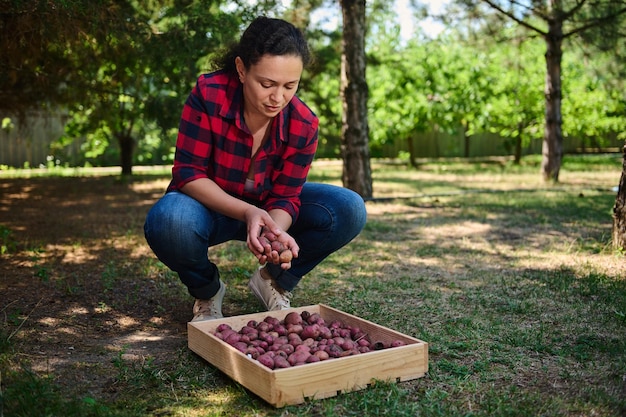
480,0,547,35
564,5,626,39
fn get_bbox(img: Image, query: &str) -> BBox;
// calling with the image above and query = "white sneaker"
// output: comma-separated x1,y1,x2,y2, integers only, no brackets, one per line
248,267,292,311
191,280,226,322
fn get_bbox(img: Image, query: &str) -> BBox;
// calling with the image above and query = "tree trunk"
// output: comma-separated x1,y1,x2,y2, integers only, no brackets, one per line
117,133,134,176
541,15,564,182
339,0,372,199
514,121,523,164
463,121,470,158
407,135,418,168
613,142,626,251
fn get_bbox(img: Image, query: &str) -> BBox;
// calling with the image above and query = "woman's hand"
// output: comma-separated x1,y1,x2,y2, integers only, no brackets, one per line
244,206,298,269
260,229,299,270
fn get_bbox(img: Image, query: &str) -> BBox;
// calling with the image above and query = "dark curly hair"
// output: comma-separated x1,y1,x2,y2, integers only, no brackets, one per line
216,16,311,74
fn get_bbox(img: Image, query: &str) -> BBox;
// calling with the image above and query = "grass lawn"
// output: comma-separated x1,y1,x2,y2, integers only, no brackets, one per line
1,154,625,416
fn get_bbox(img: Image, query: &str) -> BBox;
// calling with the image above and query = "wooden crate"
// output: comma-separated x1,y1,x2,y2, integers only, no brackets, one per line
187,304,428,407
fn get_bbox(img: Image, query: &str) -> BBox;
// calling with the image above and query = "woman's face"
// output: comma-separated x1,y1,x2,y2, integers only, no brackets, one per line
236,54,303,119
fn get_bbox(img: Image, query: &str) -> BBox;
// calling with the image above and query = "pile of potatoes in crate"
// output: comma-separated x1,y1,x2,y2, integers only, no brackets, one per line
213,310,406,370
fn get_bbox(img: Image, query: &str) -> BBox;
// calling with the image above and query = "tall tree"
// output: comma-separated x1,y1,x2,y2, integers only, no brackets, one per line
339,0,373,198
1,0,275,175
0,0,121,115
452,0,626,182
59,1,243,176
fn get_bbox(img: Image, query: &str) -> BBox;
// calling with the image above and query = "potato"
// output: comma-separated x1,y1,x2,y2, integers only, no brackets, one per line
257,353,275,369
301,324,320,339
273,355,291,369
264,316,281,327
271,240,284,252
284,311,302,326
212,310,410,369
287,323,303,334
279,249,293,263
279,343,295,355
306,355,320,363
216,323,232,332
313,350,329,361
287,351,310,366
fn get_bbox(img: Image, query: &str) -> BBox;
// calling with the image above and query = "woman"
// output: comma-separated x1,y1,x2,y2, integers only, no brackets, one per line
144,16,367,322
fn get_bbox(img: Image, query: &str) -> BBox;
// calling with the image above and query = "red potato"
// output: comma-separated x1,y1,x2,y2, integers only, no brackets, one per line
350,327,364,338
318,326,332,340
313,350,329,361
271,240,284,252
233,342,248,353
216,323,232,332
284,311,302,326
287,332,302,342
245,347,260,359
273,324,288,336
302,337,316,347
341,340,356,351
301,324,320,339
287,351,310,366
295,344,311,353
279,343,295,355
287,323,303,334
264,316,281,327
240,326,257,335
306,355,320,363
257,353,275,369
357,338,370,347
273,355,291,369
326,344,344,358
306,313,323,325
329,320,342,329
212,310,414,369
217,328,237,340
224,332,241,346
256,322,271,333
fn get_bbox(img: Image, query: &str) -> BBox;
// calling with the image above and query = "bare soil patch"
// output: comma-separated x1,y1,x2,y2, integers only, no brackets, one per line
1,175,186,400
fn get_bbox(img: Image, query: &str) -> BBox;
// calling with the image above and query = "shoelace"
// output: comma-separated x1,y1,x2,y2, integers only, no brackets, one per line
196,300,220,315
270,287,292,309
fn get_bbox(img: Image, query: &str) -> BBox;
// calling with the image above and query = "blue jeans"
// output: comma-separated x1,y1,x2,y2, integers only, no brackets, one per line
144,183,367,300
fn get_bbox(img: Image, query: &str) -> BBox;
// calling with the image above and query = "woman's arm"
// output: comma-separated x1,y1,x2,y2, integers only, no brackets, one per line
181,178,298,267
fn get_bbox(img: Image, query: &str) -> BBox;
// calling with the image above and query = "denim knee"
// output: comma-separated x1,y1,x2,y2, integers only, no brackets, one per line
144,192,211,269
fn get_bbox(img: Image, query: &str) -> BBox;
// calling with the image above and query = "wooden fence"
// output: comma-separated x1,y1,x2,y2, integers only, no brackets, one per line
1,111,621,168
1,111,70,168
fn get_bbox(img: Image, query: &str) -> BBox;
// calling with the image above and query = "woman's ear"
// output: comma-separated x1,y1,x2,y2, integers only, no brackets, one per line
235,57,245,83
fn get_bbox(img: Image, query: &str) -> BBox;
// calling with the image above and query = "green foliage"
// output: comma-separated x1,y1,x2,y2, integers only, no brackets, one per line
0,368,129,417
3,0,625,170
0,225,17,255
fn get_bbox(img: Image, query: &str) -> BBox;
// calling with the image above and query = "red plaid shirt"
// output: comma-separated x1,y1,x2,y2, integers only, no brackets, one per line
168,70,319,222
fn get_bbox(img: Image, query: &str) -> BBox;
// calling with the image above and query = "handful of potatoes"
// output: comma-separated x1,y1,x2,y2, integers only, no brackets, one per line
213,310,407,370
259,234,293,263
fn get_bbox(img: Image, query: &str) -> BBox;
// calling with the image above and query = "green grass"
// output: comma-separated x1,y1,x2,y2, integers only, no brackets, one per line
1,155,625,416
